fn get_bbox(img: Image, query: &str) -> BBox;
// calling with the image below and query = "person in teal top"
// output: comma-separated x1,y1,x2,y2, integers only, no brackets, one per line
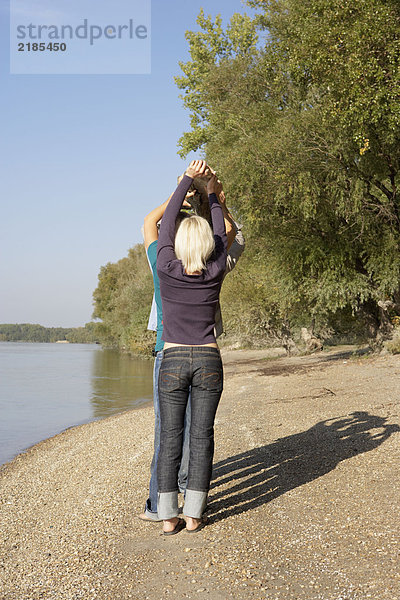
140,200,192,521
146,240,164,353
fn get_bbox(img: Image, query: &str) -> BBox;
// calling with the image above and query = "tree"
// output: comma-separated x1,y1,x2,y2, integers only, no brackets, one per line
176,0,400,342
92,244,155,353
175,8,259,157
0,323,98,343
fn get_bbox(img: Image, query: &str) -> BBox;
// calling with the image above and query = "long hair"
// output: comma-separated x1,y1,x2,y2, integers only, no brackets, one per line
174,215,215,274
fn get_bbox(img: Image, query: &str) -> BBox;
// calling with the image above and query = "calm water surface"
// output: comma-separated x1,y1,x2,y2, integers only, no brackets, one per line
0,342,154,465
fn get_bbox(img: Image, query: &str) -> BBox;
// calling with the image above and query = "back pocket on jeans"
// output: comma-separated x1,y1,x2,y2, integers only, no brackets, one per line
201,367,223,392
159,370,182,392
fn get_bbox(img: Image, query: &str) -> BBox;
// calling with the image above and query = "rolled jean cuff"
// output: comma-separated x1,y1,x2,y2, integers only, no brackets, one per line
158,491,179,520
144,508,160,521
183,489,208,519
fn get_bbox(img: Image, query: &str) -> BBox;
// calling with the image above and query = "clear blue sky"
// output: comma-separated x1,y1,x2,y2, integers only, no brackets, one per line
0,0,251,327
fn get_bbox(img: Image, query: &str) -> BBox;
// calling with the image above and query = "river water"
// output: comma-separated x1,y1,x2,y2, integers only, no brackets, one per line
0,342,154,466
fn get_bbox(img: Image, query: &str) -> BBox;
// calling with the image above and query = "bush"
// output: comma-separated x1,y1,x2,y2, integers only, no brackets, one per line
384,328,400,355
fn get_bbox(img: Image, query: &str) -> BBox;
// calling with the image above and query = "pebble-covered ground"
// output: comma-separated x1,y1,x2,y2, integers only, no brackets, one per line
1,347,400,600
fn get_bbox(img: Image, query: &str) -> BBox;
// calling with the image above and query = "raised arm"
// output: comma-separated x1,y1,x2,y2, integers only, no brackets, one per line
207,175,227,261
205,168,234,249
219,191,236,250
157,160,208,268
143,195,173,250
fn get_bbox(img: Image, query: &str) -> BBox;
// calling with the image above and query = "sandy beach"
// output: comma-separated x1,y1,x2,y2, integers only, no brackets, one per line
1,347,400,600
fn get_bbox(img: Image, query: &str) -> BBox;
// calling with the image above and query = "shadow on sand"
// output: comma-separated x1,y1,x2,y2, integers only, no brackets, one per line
208,411,400,522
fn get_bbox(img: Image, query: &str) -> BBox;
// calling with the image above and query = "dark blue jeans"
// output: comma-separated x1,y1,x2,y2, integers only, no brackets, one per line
144,350,191,520
157,346,223,519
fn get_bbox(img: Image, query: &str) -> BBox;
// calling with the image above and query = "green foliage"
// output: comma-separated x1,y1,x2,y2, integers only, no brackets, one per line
66,322,100,343
88,0,400,352
175,0,400,341
175,8,259,157
92,244,155,355
0,323,98,343
219,248,290,347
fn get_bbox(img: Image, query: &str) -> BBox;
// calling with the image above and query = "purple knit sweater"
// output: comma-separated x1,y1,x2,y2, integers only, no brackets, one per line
156,175,227,345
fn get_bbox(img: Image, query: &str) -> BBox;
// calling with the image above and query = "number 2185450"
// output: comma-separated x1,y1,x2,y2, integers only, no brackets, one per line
18,42,67,51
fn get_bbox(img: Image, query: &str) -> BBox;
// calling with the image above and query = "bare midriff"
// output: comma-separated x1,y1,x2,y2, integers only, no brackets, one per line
164,341,218,349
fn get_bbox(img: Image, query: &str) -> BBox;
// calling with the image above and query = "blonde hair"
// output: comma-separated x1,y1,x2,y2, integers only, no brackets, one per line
174,215,215,274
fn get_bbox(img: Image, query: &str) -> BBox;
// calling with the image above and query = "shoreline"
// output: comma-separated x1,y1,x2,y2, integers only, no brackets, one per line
0,341,154,468
0,346,285,472
1,347,399,599
0,397,154,476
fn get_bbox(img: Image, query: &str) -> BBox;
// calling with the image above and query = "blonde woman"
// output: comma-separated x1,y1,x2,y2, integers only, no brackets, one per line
156,159,227,535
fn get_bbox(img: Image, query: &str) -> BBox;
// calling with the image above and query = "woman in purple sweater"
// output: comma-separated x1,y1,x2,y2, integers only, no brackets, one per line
156,159,227,534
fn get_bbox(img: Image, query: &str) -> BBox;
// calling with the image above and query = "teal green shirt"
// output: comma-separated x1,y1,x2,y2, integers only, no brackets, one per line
147,240,164,352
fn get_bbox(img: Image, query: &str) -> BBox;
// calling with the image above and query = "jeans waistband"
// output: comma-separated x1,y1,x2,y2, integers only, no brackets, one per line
163,346,220,356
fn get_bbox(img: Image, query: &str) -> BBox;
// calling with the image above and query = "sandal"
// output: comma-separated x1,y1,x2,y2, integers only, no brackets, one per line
163,518,186,536
186,516,209,533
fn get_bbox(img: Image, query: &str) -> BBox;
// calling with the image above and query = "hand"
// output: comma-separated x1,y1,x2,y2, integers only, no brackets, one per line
207,174,223,197
205,165,215,179
219,190,226,205
185,159,207,179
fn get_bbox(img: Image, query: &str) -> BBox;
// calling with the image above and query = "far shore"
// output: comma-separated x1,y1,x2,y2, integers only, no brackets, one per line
1,347,399,600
